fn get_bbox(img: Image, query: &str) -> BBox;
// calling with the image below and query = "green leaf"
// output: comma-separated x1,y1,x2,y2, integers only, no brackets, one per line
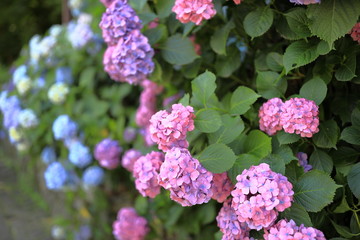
266,52,283,72
210,20,235,55
143,24,167,45
149,59,162,82
285,161,305,184
215,46,241,78
256,71,287,99
294,170,339,212
182,59,202,79
281,203,313,227
155,0,175,19
351,107,360,127
313,120,339,149
79,67,96,89
228,154,260,184
276,131,301,145
263,154,285,175
330,220,360,238
244,130,271,159
284,8,311,38
191,71,217,108
197,143,236,173
309,149,333,174
244,7,274,38
340,126,360,145
275,15,303,40
178,93,190,106
161,34,199,65
129,0,147,11
230,86,260,115
307,0,360,45
335,53,357,81
194,109,222,133
299,77,327,105
208,115,244,144
347,163,360,199
333,190,351,213
283,40,320,73
274,145,297,165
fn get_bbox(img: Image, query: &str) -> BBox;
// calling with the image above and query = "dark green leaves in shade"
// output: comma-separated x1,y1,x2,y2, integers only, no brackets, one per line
347,163,360,199
313,120,339,149
244,7,274,38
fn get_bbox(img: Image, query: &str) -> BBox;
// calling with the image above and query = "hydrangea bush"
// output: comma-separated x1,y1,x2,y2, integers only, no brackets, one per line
1,0,360,239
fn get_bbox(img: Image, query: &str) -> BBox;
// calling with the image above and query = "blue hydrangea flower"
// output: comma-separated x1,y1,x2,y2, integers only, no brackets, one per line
69,141,92,168
18,109,38,128
44,162,68,190
0,94,21,129
41,146,57,164
82,166,104,186
74,225,92,240
52,115,78,140
55,67,73,84
67,15,94,49
35,76,46,89
13,65,27,83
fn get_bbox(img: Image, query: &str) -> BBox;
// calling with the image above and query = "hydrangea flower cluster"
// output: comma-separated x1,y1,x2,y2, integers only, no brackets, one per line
296,152,312,172
149,103,195,152
52,115,78,141
99,0,142,45
48,82,70,104
121,149,142,172
67,14,94,49
211,172,234,203
158,148,213,206
69,141,93,168
44,162,69,190
233,0,242,4
113,207,149,240
258,98,284,136
14,76,32,95
289,0,320,5
123,126,137,142
172,0,216,25
94,138,122,169
259,97,319,138
41,146,57,164
29,35,57,65
216,199,252,240
133,151,165,198
231,163,294,230
55,67,73,84
18,109,38,128
350,23,360,44
82,166,105,186
263,219,326,240
74,225,92,240
99,0,114,7
280,98,319,138
0,92,21,129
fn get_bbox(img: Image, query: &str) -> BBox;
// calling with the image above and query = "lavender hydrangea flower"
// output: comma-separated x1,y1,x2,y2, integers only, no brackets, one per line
74,225,92,240
18,109,38,128
68,141,92,168
99,0,142,45
297,152,312,172
121,149,142,172
123,127,137,142
289,0,320,5
68,21,94,49
44,162,68,190
41,146,57,164
94,138,122,169
52,115,78,140
82,166,105,186
99,0,115,7
55,67,73,84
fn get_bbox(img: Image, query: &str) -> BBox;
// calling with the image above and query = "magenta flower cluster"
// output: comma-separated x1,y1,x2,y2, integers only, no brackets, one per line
172,0,216,25
133,151,165,198
216,199,253,240
99,0,114,7
296,152,312,172
211,172,233,203
149,103,195,152
289,0,320,5
100,0,154,85
263,219,326,240
350,23,360,44
231,163,294,230
259,97,319,138
112,207,149,240
158,148,213,206
94,138,122,169
121,149,142,172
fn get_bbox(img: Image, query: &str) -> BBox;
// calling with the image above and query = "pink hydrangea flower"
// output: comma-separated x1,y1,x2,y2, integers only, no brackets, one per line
263,219,326,240
103,46,123,81
233,0,242,4
296,152,312,172
280,98,319,138
149,103,195,152
231,163,294,230
189,35,201,55
94,138,122,169
133,151,165,198
350,23,360,44
258,98,284,136
158,147,213,206
289,0,320,5
172,0,216,25
113,207,149,240
99,0,142,45
99,0,115,8
211,172,234,203
216,199,252,240
121,149,142,172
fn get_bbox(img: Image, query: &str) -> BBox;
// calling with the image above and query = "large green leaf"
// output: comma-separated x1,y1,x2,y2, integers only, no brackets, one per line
335,52,357,82
284,8,311,38
256,71,287,99
266,52,283,72
191,71,217,108
313,120,339,149
230,86,260,115
309,149,333,174
155,0,175,19
243,130,271,159
215,46,241,78
347,163,360,199
208,115,244,144
161,34,199,65
307,0,360,45
244,7,274,38
331,220,360,238
299,77,327,105
294,170,339,212
281,203,313,227
276,131,301,145
194,109,222,133
340,126,360,145
210,20,235,55
197,143,237,173
143,24,167,45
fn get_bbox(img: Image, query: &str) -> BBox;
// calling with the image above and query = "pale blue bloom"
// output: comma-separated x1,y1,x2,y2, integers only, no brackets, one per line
44,162,68,190
52,115,78,140
82,166,104,186
68,141,92,168
41,146,57,164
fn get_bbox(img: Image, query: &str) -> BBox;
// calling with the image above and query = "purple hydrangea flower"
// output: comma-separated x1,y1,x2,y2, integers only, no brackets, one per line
94,138,122,169
82,166,105,186
211,172,233,203
121,149,142,172
44,162,68,190
297,152,312,172
74,225,92,240
123,127,137,142
289,0,320,5
113,207,149,240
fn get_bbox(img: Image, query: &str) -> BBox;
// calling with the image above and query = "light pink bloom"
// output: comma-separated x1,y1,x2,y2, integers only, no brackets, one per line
211,172,234,203
233,0,242,4
289,0,320,5
259,98,284,136
350,23,360,44
172,0,216,25
121,149,142,172
113,207,149,240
